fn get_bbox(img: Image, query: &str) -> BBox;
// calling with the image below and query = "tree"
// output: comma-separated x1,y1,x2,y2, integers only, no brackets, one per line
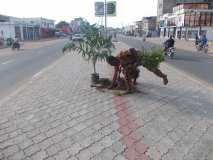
63,24,115,84
55,21,69,29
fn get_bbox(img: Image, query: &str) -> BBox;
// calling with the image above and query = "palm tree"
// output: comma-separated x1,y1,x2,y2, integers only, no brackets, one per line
63,24,115,83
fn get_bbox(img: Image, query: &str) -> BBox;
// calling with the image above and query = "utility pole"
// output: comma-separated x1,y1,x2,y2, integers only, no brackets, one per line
104,0,107,38
199,12,202,36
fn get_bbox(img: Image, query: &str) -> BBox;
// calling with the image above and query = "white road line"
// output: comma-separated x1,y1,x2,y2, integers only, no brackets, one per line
32,71,44,79
1,59,15,65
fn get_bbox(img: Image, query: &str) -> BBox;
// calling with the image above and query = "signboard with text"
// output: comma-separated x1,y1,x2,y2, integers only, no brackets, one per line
95,1,116,17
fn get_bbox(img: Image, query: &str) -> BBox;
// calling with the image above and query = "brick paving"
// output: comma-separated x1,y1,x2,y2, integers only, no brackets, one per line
0,42,213,160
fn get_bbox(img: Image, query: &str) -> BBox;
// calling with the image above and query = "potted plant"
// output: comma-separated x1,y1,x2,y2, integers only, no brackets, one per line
63,24,115,84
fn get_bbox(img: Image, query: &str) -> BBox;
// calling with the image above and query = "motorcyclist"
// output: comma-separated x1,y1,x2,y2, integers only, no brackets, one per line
164,36,175,52
12,37,20,50
195,34,200,46
200,34,208,48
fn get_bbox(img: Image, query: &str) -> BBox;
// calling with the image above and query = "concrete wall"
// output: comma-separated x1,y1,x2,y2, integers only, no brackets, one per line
0,22,15,39
204,27,213,40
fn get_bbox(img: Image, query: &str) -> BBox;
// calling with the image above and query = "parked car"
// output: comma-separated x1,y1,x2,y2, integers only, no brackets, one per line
55,31,67,38
72,34,85,41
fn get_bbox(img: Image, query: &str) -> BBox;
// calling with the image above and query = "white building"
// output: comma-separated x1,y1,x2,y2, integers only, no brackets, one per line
0,15,55,41
160,3,213,40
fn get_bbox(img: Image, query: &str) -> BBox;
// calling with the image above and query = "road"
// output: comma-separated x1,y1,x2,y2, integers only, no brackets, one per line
118,35,213,86
0,39,67,100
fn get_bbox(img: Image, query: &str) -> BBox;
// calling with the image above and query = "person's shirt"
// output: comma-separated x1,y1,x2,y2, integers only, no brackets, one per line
201,36,208,45
165,38,174,47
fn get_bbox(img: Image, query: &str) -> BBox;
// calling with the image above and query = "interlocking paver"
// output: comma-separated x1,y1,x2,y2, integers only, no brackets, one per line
23,144,40,157
46,143,61,157
2,145,19,158
0,42,213,160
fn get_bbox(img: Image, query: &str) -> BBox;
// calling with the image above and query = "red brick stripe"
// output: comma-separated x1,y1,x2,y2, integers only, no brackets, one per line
114,96,149,160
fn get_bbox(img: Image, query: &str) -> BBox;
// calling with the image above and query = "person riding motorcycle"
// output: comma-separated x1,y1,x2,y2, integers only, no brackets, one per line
12,37,20,50
200,35,208,48
195,34,200,46
164,36,175,52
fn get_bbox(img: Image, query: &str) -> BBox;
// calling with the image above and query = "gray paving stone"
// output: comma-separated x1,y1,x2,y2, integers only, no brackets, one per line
2,145,19,157
54,149,70,160
76,149,94,160
113,154,127,160
19,139,34,150
24,144,41,157
31,150,48,160
38,138,54,150
0,42,213,160
46,143,61,157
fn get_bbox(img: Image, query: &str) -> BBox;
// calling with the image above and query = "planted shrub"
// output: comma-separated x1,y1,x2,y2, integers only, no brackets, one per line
139,47,165,69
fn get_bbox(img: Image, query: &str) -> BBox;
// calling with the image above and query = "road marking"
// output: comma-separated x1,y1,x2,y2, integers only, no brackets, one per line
32,71,44,79
1,59,15,65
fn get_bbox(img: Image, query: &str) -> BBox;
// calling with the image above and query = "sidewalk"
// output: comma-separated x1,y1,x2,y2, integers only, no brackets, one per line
0,42,213,160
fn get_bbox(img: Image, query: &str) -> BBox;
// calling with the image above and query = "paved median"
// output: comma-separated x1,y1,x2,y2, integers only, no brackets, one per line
0,42,213,160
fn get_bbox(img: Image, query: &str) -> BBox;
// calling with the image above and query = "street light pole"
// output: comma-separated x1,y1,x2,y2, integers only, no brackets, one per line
104,0,107,38
199,12,202,36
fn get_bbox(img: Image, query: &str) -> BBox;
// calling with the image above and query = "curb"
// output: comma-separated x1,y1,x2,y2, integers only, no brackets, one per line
162,62,213,93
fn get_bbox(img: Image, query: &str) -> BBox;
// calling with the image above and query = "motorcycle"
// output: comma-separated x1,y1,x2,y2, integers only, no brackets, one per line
163,42,175,59
165,47,176,59
11,41,20,50
196,43,208,53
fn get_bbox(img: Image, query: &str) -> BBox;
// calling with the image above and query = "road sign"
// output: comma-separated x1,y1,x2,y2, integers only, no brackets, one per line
95,1,116,17
95,2,104,17
107,1,116,17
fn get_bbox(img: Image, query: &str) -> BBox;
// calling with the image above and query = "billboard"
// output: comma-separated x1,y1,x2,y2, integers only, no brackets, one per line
95,1,116,17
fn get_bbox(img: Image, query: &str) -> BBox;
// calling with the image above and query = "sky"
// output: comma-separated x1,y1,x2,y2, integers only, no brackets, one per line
0,0,158,27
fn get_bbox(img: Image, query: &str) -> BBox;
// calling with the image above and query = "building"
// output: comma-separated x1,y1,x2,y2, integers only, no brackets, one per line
135,20,143,36
157,0,176,21
55,21,71,34
158,0,213,20
70,18,89,34
123,24,136,36
157,0,176,35
176,0,213,7
19,18,55,39
159,2,213,40
0,15,15,41
134,17,157,37
0,15,55,41
142,17,157,37
157,0,213,34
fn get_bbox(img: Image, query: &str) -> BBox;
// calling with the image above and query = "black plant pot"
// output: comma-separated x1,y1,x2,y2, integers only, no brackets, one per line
91,73,99,84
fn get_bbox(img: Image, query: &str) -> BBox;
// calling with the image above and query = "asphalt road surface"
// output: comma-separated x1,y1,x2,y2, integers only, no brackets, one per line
118,35,213,86
0,39,67,100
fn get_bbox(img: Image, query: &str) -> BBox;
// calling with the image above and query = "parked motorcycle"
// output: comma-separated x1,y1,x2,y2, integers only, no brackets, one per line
196,43,208,53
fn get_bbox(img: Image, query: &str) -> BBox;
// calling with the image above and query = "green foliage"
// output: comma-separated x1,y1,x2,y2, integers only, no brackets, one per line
139,47,165,69
63,24,115,73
